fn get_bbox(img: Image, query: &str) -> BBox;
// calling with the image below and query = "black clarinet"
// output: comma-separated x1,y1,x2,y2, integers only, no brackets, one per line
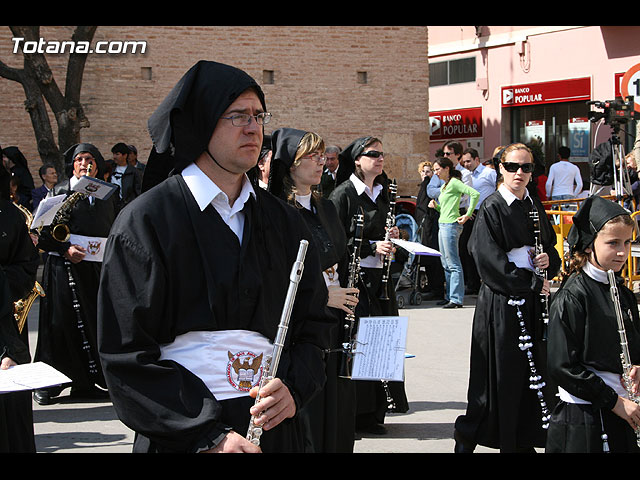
379,179,397,301
339,207,365,379
530,208,550,341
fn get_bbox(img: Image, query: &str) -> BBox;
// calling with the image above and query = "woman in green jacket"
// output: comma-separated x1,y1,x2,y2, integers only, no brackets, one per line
429,157,480,308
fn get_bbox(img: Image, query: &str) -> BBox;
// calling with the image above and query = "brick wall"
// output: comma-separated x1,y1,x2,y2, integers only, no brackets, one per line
1,26,429,196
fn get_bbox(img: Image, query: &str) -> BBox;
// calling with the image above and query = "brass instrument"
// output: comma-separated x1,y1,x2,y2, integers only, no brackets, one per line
247,239,309,447
606,269,640,447
14,283,45,334
339,207,365,379
51,163,92,242
379,179,397,300
530,209,550,341
12,202,46,333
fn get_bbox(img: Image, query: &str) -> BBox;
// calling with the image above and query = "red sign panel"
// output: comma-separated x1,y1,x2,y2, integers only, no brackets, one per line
501,77,591,107
429,107,483,140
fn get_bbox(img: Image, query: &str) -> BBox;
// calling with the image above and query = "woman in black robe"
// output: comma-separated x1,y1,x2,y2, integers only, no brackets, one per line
454,143,561,452
329,136,409,435
2,146,35,210
268,127,359,452
546,195,640,453
33,143,118,404
0,148,37,452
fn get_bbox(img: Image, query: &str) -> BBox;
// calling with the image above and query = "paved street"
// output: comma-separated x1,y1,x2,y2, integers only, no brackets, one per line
24,291,495,454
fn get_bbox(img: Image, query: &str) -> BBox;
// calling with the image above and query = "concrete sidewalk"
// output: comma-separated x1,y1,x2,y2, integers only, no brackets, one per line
25,294,492,453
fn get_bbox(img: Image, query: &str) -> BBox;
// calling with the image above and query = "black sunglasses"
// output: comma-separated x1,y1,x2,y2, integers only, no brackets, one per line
361,150,384,158
502,162,534,173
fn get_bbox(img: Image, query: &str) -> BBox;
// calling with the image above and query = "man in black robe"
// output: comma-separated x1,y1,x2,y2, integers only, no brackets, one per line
33,143,118,405
97,61,332,453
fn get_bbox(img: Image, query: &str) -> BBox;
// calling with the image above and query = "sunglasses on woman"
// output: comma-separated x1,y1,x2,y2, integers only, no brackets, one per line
501,162,534,173
361,150,384,158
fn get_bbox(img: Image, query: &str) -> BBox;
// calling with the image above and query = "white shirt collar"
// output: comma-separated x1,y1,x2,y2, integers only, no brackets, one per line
498,183,532,206
181,162,256,212
350,173,383,201
582,260,610,284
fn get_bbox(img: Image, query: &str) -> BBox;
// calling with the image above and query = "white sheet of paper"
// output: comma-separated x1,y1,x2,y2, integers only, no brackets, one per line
0,362,71,393
31,194,67,229
391,238,441,256
351,316,408,382
73,175,118,200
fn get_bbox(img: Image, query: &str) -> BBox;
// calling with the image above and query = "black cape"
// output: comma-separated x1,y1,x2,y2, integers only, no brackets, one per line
97,174,333,453
455,189,561,451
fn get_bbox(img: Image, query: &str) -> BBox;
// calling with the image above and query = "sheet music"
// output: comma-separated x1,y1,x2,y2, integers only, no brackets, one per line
31,194,67,229
73,175,118,200
351,316,408,381
0,362,71,394
391,238,441,256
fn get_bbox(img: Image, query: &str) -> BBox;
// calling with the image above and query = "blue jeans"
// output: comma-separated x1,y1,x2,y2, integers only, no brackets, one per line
438,222,464,305
551,194,574,224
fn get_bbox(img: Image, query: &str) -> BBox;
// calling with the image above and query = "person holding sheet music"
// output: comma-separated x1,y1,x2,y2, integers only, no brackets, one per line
329,136,408,435
32,143,118,406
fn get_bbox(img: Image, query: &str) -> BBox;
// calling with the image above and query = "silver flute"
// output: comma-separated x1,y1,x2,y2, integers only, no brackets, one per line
246,239,309,447
607,269,640,447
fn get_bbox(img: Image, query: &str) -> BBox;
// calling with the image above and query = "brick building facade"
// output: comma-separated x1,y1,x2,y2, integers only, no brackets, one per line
1,26,430,196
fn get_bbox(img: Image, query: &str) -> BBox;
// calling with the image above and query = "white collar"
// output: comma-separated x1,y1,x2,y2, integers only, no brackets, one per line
582,260,610,284
350,173,383,200
181,162,256,212
498,183,532,206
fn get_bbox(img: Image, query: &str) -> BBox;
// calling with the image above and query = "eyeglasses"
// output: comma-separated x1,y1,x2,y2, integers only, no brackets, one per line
361,150,384,158
302,153,326,164
501,162,535,173
221,112,272,127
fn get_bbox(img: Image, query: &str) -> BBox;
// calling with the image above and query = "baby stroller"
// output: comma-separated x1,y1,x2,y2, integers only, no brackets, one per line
392,213,423,308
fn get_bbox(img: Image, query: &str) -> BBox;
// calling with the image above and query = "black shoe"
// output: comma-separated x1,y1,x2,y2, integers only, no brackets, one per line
436,299,449,306
33,389,51,406
454,429,476,453
443,302,463,309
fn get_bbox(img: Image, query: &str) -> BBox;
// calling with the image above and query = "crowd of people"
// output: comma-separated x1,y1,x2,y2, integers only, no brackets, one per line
1,59,639,454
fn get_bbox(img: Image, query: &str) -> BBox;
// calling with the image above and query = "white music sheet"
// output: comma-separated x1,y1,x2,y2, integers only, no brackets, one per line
391,238,441,256
351,316,408,382
0,362,71,394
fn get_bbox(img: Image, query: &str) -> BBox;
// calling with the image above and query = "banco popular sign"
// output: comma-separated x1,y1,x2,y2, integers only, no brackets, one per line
501,77,591,107
429,107,483,140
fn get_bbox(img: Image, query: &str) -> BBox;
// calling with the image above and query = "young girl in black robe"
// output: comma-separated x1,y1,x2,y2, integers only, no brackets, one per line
546,195,640,453
329,136,409,434
267,127,359,452
454,143,561,452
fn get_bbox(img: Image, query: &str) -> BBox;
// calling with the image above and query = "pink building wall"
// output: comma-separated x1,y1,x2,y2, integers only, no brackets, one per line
428,26,640,166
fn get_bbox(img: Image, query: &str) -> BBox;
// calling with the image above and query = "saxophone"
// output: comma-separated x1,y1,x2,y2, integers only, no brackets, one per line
379,179,397,300
246,239,309,447
12,203,46,333
338,206,365,379
530,208,549,341
606,269,640,447
51,164,92,242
